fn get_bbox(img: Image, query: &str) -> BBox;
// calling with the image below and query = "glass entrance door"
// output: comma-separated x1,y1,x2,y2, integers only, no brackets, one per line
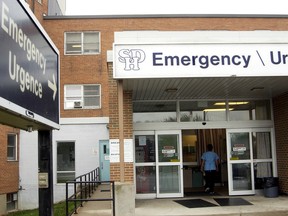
227,128,275,195
156,131,183,198
227,130,254,195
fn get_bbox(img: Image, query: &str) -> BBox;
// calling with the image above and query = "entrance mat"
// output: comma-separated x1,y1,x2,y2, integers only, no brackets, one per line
214,198,253,206
174,199,218,208
185,191,220,197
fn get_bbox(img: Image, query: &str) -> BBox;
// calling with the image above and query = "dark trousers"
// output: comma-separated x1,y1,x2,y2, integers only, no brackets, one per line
204,170,216,192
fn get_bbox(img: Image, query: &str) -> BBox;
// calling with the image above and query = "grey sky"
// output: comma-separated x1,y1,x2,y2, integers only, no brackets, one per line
66,0,288,16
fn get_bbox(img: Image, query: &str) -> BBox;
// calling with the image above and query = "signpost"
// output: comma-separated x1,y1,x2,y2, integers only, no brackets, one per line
0,0,59,130
0,1,59,215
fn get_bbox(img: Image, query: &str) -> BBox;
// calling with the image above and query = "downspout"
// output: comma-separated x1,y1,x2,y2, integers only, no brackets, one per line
31,0,35,13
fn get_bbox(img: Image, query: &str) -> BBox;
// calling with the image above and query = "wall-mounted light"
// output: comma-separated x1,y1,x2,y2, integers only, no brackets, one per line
27,126,33,132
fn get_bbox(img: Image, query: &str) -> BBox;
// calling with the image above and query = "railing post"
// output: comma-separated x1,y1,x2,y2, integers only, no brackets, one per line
80,176,83,207
65,182,68,216
73,180,77,213
85,175,87,199
112,181,115,216
88,172,91,197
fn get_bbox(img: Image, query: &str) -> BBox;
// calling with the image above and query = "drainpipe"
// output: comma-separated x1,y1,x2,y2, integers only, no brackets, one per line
31,0,35,13
118,80,125,182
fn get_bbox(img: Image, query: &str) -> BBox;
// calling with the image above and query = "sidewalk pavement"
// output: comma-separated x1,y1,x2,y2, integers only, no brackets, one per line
74,186,288,216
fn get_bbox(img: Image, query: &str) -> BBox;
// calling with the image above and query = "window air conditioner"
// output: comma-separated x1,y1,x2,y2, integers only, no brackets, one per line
74,101,82,108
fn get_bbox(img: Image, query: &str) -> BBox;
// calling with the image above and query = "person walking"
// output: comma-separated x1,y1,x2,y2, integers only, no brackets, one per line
201,144,220,194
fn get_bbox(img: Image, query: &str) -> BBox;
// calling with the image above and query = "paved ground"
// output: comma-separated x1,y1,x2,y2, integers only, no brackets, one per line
74,186,288,216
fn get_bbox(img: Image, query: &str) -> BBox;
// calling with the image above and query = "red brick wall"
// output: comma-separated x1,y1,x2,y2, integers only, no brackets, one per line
273,93,288,194
0,126,20,194
108,62,134,182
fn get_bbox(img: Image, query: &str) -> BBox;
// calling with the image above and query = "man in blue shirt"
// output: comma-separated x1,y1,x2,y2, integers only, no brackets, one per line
201,144,220,194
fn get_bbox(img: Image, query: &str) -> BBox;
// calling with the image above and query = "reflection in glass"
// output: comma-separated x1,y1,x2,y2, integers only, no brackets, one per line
229,100,271,121
158,134,179,162
136,166,156,193
180,101,226,122
182,130,197,162
252,132,272,159
135,135,155,163
57,142,75,183
230,133,250,160
232,163,252,191
254,162,273,178
133,101,177,123
159,166,180,193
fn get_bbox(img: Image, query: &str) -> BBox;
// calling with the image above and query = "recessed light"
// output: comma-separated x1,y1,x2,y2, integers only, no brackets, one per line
165,88,178,93
251,87,264,91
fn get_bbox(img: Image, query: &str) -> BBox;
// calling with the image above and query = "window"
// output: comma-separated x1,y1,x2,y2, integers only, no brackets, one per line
64,84,101,109
133,101,177,123
7,134,17,161
65,32,100,55
57,142,75,183
7,193,17,211
180,100,227,122
229,100,271,120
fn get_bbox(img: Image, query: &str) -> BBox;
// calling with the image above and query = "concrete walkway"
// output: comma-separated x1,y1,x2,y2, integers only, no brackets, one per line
74,187,288,216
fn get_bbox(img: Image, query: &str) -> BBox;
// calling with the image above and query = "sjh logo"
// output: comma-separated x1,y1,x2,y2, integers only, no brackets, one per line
118,49,146,71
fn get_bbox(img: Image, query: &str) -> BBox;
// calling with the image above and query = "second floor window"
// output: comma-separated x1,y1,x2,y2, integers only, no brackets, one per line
64,84,101,109
65,32,100,55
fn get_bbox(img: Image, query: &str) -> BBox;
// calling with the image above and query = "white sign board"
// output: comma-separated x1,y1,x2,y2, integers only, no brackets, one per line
114,43,288,79
109,139,134,163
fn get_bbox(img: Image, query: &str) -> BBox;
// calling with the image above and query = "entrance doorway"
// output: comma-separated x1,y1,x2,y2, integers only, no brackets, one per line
134,128,275,197
99,140,110,181
182,129,227,195
134,130,183,198
134,129,227,198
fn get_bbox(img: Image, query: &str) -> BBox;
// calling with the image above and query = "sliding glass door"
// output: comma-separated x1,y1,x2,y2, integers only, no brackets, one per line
227,128,274,195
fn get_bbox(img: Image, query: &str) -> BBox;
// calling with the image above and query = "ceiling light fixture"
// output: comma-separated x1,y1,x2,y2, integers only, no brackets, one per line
72,44,82,48
214,102,249,106
203,108,234,112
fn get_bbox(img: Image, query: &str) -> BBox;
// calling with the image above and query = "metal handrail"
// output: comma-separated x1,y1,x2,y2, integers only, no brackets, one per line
65,168,115,216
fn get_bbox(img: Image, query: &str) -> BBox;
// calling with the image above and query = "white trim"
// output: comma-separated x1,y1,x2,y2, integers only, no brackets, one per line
134,120,274,131
0,97,60,130
60,117,109,125
115,31,288,44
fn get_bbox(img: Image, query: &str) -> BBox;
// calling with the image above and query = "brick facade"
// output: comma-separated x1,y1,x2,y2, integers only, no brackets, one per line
273,93,288,193
108,61,134,182
0,125,20,194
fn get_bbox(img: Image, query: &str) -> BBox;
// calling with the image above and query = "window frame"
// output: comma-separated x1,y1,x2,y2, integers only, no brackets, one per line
64,31,101,55
7,133,17,161
64,84,101,110
6,193,17,212
56,141,76,184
